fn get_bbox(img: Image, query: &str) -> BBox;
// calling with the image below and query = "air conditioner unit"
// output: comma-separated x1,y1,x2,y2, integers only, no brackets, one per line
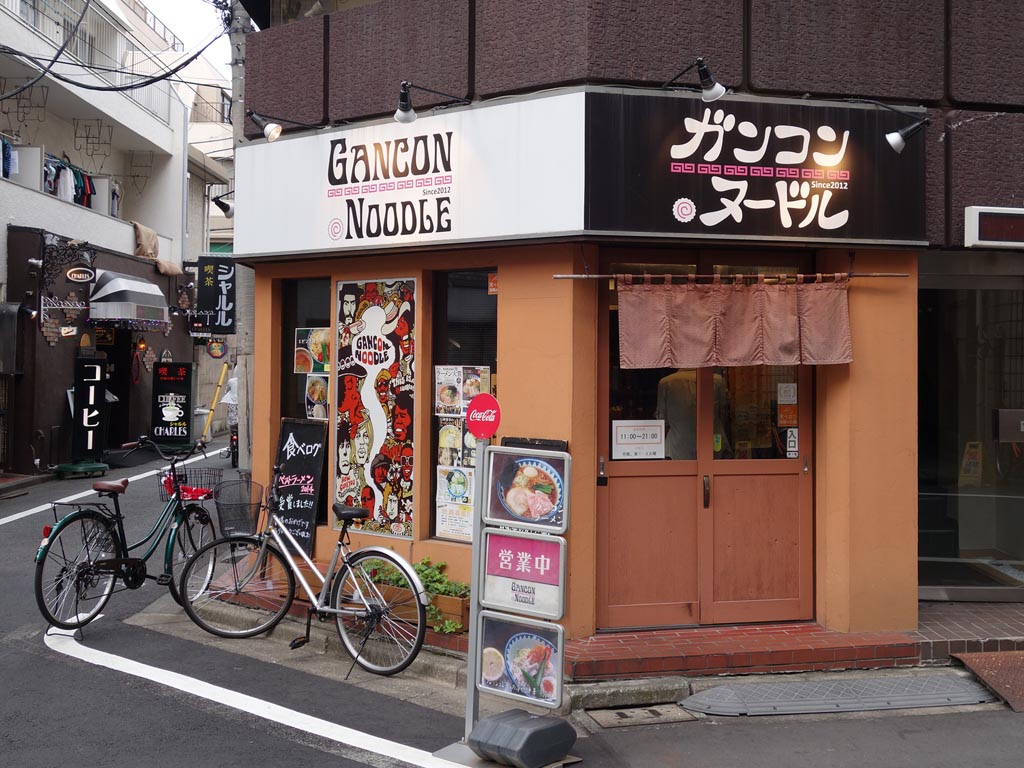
965,206,1024,249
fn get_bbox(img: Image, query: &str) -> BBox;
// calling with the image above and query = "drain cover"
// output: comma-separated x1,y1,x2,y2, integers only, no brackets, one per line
588,704,697,728
682,674,997,716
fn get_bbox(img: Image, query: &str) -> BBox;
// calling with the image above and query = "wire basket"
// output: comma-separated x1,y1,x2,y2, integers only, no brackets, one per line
213,479,264,537
157,466,224,502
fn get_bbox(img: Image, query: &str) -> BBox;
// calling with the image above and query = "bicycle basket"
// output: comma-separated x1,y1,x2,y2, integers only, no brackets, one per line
213,479,264,537
157,467,224,502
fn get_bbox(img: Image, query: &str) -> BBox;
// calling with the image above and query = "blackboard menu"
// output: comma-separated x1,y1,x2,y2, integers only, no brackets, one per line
273,418,328,555
151,362,192,444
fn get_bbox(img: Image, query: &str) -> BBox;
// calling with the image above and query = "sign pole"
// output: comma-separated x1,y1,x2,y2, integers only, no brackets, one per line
464,433,486,742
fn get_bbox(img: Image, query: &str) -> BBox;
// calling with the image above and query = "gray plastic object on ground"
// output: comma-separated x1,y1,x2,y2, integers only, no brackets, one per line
467,709,577,768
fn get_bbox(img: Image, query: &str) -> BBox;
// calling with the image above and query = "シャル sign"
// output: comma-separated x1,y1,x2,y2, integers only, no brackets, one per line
196,255,236,334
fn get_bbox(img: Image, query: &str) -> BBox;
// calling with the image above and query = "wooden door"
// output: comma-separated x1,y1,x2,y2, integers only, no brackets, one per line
596,260,815,630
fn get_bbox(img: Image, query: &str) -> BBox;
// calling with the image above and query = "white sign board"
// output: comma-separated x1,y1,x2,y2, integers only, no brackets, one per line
236,92,586,257
611,419,665,459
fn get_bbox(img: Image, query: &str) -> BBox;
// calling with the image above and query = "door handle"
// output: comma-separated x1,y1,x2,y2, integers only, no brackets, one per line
703,475,710,508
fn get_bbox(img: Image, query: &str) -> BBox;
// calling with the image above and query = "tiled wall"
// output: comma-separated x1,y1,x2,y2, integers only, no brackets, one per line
243,0,1024,248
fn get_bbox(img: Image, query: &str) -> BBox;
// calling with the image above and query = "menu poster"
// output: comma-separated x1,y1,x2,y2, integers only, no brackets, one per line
461,419,480,467
295,327,332,373
435,502,473,542
438,416,465,466
477,611,563,709
435,365,462,416
461,366,489,405
437,465,473,504
304,374,329,420
273,418,328,555
484,447,571,534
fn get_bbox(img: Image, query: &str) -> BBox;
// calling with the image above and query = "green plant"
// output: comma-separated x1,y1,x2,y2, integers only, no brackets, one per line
412,558,470,599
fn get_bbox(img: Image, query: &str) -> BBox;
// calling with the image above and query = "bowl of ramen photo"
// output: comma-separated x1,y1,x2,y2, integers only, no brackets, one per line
438,384,459,407
307,328,331,367
294,347,313,373
497,458,563,522
462,373,481,399
504,633,558,701
305,375,328,408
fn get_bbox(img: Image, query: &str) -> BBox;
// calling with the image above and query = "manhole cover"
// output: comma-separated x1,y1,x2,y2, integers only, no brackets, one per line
588,704,697,728
681,674,996,716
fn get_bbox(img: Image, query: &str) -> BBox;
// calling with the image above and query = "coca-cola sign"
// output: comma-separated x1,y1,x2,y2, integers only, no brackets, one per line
466,393,501,439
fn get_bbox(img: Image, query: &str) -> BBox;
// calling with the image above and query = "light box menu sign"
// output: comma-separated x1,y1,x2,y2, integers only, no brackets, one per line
480,529,566,620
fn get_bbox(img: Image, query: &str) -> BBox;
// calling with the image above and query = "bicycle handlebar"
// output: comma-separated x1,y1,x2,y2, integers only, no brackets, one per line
123,436,207,464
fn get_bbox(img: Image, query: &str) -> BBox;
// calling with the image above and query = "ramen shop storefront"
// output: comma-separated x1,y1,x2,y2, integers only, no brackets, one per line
235,86,924,639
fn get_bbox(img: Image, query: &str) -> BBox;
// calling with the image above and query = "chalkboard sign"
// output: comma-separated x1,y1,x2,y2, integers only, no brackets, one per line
273,418,328,555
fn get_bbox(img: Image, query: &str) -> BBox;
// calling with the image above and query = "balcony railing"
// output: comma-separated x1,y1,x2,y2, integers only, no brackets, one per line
1,0,172,123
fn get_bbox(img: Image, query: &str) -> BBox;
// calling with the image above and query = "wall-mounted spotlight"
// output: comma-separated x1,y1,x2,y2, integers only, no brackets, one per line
135,335,147,352
662,57,727,102
394,81,471,124
212,192,234,219
246,109,283,142
19,289,38,321
885,117,929,154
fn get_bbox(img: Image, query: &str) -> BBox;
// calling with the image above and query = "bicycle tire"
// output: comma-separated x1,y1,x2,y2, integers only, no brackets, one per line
180,535,295,638
166,503,216,605
329,549,426,676
34,509,119,629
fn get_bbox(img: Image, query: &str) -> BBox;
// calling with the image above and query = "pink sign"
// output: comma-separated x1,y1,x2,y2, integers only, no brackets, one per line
466,393,501,439
485,532,561,586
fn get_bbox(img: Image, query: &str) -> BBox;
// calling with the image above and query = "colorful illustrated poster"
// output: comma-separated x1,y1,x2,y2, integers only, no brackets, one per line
334,279,415,537
295,327,331,373
304,374,329,420
477,611,563,709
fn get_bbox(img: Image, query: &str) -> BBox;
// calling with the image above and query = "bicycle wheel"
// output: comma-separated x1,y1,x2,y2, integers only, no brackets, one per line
34,510,118,629
180,535,295,638
166,504,216,605
330,550,426,675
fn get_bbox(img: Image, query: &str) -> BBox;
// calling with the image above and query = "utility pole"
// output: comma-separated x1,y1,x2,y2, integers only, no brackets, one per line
229,1,254,473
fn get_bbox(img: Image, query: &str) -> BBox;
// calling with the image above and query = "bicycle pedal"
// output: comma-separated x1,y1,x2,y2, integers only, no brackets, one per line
289,637,309,650
155,574,172,586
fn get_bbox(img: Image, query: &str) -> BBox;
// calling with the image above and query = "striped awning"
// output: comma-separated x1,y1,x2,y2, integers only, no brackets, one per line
89,269,169,326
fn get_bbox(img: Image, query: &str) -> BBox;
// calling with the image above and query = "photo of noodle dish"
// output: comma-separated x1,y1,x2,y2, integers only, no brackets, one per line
497,458,563,522
504,633,558,701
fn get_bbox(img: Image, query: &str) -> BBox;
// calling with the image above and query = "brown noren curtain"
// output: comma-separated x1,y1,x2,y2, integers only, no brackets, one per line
617,274,852,368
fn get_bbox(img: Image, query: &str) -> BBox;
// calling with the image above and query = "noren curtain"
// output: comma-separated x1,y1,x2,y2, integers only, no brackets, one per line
617,274,853,369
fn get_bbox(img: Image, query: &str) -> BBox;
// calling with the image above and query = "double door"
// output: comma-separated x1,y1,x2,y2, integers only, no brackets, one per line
596,261,814,629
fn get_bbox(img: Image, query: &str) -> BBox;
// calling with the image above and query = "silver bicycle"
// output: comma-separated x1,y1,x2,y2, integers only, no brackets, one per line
179,468,429,675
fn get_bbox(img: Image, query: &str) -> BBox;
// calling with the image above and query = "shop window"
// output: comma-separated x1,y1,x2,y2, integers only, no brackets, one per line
431,270,497,542
280,278,331,524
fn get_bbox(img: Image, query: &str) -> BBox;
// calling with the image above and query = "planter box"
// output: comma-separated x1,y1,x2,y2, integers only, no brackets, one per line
431,593,471,631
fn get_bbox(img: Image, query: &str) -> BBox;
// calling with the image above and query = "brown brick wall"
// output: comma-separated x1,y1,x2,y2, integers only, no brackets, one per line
950,0,1024,106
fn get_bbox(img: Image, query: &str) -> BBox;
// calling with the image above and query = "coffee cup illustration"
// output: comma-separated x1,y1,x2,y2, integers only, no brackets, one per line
162,404,184,421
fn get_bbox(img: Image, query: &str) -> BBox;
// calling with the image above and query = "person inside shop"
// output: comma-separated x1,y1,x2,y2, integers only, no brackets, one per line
655,369,732,460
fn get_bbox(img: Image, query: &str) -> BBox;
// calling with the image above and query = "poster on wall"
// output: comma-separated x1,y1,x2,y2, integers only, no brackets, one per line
436,502,473,542
434,365,490,415
295,327,331,373
305,374,329,420
334,278,415,537
151,362,192,444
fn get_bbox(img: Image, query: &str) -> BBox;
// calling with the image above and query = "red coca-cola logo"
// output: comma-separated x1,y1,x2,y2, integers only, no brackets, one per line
466,393,501,439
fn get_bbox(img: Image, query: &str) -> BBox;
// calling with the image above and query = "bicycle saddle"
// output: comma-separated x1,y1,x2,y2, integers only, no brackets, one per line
333,503,371,522
93,478,129,495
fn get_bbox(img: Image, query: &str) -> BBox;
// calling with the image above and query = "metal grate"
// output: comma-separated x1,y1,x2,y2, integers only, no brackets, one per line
681,673,997,716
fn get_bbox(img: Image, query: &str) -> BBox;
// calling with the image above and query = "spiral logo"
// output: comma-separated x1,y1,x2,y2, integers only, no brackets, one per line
672,197,697,223
328,218,344,240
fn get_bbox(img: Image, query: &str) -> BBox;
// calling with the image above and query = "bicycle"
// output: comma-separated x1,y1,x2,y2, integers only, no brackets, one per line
34,437,221,630
179,467,429,676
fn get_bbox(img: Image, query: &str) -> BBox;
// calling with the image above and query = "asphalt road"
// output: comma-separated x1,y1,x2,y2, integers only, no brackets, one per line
2,442,1023,767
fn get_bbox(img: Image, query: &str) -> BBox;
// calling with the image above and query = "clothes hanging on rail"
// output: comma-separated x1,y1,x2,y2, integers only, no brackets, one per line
1,138,14,179
43,154,98,209
110,179,122,218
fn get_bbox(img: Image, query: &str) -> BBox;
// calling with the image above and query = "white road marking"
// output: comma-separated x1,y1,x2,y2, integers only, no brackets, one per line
43,625,463,768
0,452,214,527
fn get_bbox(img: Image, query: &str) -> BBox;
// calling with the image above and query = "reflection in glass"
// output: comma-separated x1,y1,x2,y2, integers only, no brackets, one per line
713,366,798,460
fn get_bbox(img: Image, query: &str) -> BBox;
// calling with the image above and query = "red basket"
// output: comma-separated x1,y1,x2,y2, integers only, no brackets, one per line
157,466,223,502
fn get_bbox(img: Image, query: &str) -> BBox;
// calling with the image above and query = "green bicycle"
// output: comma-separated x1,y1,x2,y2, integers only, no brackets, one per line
34,437,221,630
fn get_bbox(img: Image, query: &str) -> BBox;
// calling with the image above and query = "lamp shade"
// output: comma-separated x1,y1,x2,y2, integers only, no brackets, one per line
885,117,928,154
696,58,726,102
394,81,416,124
248,111,283,142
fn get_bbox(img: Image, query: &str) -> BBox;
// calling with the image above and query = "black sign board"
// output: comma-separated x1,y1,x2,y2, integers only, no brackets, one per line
151,362,193,444
71,357,108,462
196,255,236,334
585,91,927,245
273,418,328,556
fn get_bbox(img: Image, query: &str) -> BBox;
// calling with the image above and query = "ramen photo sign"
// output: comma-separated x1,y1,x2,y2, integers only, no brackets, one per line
483,446,570,534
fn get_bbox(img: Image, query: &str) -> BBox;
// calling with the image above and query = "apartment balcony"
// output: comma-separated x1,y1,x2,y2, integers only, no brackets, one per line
1,0,174,132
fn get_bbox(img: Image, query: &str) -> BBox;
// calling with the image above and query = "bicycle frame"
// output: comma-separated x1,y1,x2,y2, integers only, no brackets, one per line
250,512,428,618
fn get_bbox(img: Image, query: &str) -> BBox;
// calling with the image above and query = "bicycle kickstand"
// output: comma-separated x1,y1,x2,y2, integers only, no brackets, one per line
289,608,314,650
